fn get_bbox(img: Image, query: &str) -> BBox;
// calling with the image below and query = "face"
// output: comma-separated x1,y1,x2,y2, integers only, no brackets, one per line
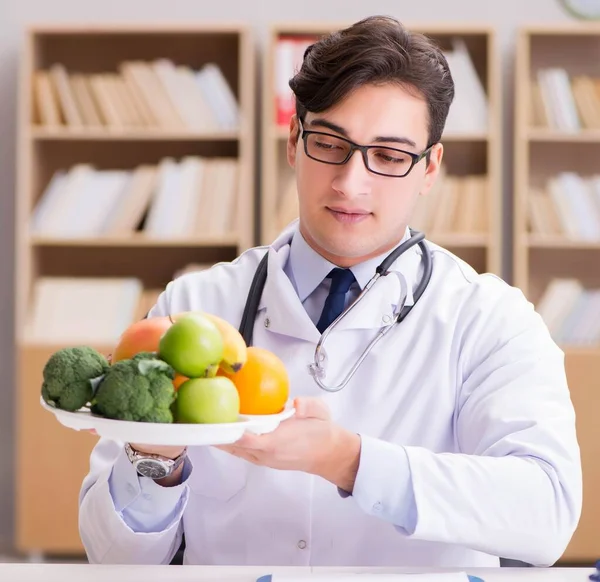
287,83,443,267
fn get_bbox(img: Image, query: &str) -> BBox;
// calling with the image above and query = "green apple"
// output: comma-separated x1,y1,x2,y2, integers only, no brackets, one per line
159,313,224,378
175,376,240,424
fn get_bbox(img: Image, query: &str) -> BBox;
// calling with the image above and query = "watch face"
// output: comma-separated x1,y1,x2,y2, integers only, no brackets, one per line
135,459,168,480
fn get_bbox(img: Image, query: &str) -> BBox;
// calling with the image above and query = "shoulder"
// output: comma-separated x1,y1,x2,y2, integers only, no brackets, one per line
426,240,546,337
427,241,524,308
425,241,560,366
148,244,269,321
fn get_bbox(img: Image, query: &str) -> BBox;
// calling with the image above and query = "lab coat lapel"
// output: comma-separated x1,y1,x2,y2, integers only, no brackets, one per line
252,221,425,338
258,243,322,344
331,242,422,331
331,270,407,331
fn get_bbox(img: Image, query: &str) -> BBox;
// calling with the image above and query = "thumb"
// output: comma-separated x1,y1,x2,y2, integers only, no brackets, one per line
293,396,330,420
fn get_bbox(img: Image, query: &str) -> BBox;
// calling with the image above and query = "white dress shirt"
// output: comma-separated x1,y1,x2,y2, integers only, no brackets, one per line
79,220,582,568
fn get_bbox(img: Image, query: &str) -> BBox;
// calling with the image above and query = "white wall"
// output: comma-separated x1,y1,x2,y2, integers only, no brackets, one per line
0,0,575,554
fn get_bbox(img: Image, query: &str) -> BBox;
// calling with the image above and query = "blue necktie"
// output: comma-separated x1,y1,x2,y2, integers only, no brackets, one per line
316,268,356,333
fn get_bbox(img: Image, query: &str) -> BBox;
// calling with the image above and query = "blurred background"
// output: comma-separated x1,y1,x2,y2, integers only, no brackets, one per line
0,0,599,566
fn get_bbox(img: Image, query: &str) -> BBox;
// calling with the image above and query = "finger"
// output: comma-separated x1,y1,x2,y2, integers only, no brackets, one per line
215,444,261,464
232,432,267,450
214,444,243,456
293,396,330,420
215,433,264,452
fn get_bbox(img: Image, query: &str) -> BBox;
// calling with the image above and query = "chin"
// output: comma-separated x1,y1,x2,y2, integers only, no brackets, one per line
319,237,374,260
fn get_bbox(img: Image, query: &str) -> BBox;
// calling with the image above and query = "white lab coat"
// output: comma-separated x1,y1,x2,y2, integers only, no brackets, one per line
79,222,582,568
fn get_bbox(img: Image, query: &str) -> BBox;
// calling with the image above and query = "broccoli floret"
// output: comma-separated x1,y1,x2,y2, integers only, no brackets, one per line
92,352,176,423
41,346,110,412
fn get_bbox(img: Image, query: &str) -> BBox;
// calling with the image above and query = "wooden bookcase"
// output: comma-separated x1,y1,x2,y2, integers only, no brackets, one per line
514,24,600,564
261,23,502,277
14,23,255,556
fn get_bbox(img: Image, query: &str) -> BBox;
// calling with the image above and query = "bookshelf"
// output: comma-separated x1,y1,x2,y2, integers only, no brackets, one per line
261,23,502,277
514,24,600,564
14,23,255,555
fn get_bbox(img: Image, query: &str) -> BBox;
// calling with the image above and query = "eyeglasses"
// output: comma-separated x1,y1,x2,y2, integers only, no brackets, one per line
298,118,433,178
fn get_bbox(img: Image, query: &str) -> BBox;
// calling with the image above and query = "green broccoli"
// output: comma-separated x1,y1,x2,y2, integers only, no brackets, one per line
91,352,176,423
41,346,110,412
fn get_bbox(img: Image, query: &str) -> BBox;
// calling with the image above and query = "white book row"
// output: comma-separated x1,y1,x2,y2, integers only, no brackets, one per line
536,278,600,347
533,69,600,132
528,172,600,241
34,60,239,132
30,155,239,240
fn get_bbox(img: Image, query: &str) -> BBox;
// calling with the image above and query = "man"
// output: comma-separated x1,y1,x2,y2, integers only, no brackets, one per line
79,15,582,568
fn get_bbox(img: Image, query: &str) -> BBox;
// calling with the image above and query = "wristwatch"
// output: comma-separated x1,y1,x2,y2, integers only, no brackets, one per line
124,443,187,480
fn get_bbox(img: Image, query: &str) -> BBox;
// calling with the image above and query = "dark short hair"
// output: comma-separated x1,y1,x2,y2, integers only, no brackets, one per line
289,15,455,146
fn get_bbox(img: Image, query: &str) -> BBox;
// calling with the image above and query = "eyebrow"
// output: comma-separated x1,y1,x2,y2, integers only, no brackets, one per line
306,117,418,149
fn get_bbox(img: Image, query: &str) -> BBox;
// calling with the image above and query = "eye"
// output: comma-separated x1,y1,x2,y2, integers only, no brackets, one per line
314,139,342,150
374,151,409,164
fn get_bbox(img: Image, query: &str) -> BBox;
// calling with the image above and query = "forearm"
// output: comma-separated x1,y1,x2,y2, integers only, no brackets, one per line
350,435,580,566
79,440,189,564
405,447,580,564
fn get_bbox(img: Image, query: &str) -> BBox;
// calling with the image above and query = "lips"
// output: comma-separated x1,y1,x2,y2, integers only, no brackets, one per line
326,207,372,224
327,206,371,215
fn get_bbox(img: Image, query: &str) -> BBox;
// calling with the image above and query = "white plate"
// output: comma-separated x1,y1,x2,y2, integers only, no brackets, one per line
40,396,295,446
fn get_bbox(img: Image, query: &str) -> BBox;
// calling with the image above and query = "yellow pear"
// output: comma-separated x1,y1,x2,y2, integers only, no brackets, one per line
203,313,248,373
172,311,247,374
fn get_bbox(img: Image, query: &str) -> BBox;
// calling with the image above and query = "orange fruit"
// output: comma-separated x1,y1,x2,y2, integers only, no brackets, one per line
173,373,188,391
218,346,289,415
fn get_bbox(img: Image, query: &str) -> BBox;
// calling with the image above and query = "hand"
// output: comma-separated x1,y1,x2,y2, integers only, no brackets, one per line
216,397,361,492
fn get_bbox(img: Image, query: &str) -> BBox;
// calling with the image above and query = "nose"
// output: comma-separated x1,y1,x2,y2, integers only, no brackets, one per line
331,149,372,198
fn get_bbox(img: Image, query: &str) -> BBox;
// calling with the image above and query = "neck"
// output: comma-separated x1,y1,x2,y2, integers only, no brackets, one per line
299,226,408,268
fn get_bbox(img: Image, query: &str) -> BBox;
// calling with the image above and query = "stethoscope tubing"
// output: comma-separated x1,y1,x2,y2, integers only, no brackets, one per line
237,229,433,392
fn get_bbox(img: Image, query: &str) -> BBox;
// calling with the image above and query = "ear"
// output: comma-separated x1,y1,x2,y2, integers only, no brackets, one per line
420,143,444,196
287,115,300,169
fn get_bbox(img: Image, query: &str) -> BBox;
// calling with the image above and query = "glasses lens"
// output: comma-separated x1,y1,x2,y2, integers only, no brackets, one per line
305,133,351,164
305,132,415,176
367,147,413,176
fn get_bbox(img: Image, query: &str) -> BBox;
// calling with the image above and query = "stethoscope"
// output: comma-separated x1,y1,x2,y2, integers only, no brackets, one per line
238,228,433,392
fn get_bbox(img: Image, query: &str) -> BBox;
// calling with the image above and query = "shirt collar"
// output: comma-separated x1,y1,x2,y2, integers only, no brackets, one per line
284,223,412,301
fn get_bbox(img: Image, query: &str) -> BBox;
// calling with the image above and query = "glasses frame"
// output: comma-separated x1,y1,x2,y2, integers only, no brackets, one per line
298,118,434,178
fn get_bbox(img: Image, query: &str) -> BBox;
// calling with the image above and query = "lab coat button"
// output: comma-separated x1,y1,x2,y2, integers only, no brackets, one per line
297,540,307,549
382,314,392,324
373,502,382,512
264,317,270,328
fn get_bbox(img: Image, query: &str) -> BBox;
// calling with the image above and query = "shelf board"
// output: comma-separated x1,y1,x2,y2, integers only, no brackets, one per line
527,128,600,143
28,22,250,34
29,234,240,247
271,22,495,37
527,236,600,250
272,125,488,142
30,127,240,142
562,346,600,357
427,233,488,247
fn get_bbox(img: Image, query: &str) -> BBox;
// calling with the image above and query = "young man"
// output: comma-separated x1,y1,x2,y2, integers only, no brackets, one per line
79,16,582,568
